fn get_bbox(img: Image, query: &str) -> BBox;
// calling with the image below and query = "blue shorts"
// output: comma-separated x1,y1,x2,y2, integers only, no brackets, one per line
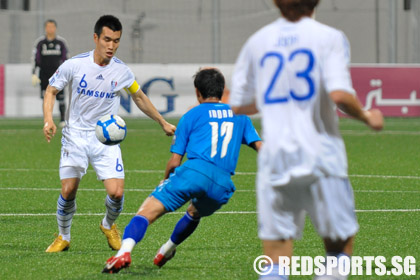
151,160,235,217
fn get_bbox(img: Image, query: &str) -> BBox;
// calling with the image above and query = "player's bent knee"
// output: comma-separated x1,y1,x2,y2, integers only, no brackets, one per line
103,178,124,199
137,209,164,224
107,189,124,201
60,178,80,200
137,196,167,224
187,204,201,219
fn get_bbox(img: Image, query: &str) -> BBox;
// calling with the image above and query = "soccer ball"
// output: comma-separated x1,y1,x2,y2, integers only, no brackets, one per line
95,115,127,145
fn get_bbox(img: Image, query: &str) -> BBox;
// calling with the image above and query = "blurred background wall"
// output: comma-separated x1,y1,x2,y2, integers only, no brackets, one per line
0,0,419,65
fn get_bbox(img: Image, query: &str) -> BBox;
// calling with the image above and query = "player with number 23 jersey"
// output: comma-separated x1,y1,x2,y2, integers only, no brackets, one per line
230,16,355,186
230,2,383,279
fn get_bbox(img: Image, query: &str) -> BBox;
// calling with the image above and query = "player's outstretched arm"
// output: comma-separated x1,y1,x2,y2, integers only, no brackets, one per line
43,85,60,142
330,90,384,131
131,89,176,136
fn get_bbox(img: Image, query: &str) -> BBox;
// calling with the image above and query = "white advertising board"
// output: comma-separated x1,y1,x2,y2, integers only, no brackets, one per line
3,64,234,117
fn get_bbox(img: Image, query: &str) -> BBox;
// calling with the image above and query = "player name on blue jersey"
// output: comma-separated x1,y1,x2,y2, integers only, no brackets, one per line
208,109,233,119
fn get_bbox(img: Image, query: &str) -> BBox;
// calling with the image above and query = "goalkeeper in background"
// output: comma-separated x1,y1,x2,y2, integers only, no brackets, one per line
32,19,69,127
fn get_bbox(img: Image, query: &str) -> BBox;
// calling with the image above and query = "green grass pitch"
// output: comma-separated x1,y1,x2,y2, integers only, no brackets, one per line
0,117,419,279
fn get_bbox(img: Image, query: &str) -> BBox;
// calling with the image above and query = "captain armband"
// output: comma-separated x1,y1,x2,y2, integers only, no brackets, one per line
126,80,140,94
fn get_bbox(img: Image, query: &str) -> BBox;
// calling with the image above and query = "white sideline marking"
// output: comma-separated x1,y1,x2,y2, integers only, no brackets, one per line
0,128,161,134
2,168,420,180
0,168,165,173
0,187,156,192
0,187,419,194
1,209,420,217
349,174,420,179
354,209,420,213
0,211,256,217
3,127,420,135
341,130,420,136
355,190,420,193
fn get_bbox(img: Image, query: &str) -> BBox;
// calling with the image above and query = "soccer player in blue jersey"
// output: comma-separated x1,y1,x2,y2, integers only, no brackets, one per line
102,68,262,274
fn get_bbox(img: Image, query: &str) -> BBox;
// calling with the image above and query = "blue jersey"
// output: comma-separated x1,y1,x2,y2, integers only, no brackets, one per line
171,102,261,175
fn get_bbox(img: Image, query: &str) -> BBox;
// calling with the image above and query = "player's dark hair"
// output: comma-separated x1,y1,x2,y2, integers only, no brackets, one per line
94,15,123,37
274,0,319,22
45,19,57,27
194,68,225,100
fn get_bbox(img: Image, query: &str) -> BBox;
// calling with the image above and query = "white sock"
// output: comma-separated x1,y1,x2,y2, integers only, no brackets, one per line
104,195,124,229
56,194,76,241
161,239,177,256
61,234,71,242
102,217,111,230
115,238,136,257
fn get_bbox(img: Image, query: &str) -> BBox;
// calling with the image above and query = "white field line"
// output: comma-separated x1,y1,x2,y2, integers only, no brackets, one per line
0,128,161,133
0,187,155,192
340,120,420,127
2,128,420,136
354,190,420,193
0,187,419,194
349,174,420,180
0,168,165,174
2,168,420,180
340,130,420,136
1,209,420,217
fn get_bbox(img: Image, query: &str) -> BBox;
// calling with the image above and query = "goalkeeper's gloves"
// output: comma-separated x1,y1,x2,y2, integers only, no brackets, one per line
31,74,41,86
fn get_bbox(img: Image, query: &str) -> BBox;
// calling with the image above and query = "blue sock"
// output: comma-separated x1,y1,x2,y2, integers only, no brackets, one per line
122,215,149,243
170,211,200,245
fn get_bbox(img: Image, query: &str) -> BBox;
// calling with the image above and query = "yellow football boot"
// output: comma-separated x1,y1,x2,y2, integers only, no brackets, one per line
45,235,70,253
100,224,121,250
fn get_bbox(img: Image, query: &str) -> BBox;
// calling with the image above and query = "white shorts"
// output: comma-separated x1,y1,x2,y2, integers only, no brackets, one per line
257,174,359,241
59,127,124,180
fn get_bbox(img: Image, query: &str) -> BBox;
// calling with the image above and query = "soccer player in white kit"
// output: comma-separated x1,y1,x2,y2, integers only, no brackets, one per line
230,1,383,279
43,15,176,253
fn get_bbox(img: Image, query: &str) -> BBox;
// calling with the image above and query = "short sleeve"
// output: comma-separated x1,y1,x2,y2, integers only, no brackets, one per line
241,115,261,145
49,59,73,91
114,67,136,92
170,114,190,156
321,31,356,95
230,40,257,107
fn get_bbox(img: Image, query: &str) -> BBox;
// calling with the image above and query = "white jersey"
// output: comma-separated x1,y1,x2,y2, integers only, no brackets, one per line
230,17,355,186
49,50,136,130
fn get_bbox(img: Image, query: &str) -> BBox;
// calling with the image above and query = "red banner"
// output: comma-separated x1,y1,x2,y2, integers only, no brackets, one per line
350,66,420,117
